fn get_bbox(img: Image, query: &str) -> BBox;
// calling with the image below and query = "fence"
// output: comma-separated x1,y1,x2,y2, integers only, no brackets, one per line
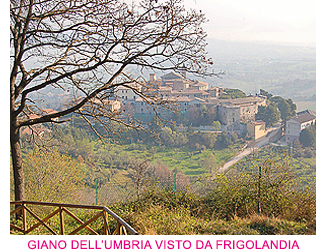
10,201,138,235
75,174,215,206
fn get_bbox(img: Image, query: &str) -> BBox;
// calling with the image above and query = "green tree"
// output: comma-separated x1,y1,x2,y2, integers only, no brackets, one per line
211,120,221,131
299,126,316,147
256,102,280,127
278,99,297,122
219,88,247,99
200,132,217,149
199,105,216,125
216,130,232,149
160,127,174,146
259,89,273,100
271,96,296,122
187,105,200,126
201,152,217,172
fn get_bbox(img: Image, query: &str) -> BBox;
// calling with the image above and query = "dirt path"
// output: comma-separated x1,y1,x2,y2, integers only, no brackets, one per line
217,124,282,173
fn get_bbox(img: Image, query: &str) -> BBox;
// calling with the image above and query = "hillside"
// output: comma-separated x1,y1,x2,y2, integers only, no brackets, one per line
204,39,316,111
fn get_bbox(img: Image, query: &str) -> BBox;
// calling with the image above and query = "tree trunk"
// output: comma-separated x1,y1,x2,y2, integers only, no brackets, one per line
10,119,25,202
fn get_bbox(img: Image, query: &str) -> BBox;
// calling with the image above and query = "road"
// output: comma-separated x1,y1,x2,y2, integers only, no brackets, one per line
217,124,282,173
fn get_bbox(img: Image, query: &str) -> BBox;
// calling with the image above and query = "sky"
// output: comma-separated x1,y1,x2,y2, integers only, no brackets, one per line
182,0,316,47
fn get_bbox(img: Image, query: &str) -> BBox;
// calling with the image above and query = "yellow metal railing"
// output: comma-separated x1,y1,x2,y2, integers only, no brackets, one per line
10,201,138,235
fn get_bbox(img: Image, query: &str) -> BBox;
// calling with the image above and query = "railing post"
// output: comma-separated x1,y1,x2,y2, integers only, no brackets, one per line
59,207,64,235
103,211,109,235
113,221,121,235
119,222,123,235
22,203,27,234
95,178,98,205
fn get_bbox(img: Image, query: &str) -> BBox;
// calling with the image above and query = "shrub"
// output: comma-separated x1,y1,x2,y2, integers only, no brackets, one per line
204,159,316,222
21,147,84,203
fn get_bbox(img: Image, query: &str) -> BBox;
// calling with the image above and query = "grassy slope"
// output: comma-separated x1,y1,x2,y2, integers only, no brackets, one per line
120,205,316,235
93,143,238,177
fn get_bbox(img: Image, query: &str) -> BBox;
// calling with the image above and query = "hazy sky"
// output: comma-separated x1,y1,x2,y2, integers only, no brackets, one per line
183,0,316,47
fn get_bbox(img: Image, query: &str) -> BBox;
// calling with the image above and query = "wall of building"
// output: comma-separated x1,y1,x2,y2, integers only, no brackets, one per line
247,122,266,140
285,120,301,143
218,105,240,126
286,118,316,143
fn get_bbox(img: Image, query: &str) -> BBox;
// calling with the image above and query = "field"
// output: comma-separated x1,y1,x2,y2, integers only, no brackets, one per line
93,142,240,177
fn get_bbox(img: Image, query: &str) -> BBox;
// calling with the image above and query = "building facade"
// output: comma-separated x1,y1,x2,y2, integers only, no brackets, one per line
247,120,266,140
108,72,267,130
286,112,316,143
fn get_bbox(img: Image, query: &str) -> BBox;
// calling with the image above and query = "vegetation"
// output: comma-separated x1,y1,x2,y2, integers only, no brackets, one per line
11,149,316,235
219,88,247,99
19,123,241,187
11,120,316,235
256,102,280,127
256,89,297,126
111,159,316,235
299,125,316,148
271,96,297,122
10,147,85,204
186,105,217,126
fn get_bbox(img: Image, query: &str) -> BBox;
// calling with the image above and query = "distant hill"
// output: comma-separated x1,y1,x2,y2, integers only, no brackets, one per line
32,39,316,112
204,38,316,103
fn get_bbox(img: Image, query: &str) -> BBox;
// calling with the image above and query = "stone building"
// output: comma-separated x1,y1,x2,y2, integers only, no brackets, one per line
116,84,141,103
116,72,267,130
285,112,316,143
218,96,266,123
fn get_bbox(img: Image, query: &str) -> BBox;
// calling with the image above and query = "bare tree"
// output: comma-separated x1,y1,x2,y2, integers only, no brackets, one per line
10,0,214,202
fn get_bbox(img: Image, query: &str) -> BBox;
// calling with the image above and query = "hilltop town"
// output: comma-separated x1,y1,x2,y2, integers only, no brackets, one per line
23,69,316,148
114,71,267,133
87,70,315,147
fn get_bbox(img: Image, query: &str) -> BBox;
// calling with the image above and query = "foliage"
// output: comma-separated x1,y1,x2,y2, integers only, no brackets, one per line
200,152,217,172
160,127,189,147
257,90,296,125
186,105,216,126
111,183,316,235
259,89,273,100
20,147,84,203
211,120,221,130
256,102,280,127
10,136,316,235
299,125,316,147
271,96,297,122
215,130,237,149
219,88,247,99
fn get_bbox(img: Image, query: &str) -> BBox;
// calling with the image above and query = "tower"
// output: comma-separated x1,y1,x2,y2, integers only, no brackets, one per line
180,63,186,79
